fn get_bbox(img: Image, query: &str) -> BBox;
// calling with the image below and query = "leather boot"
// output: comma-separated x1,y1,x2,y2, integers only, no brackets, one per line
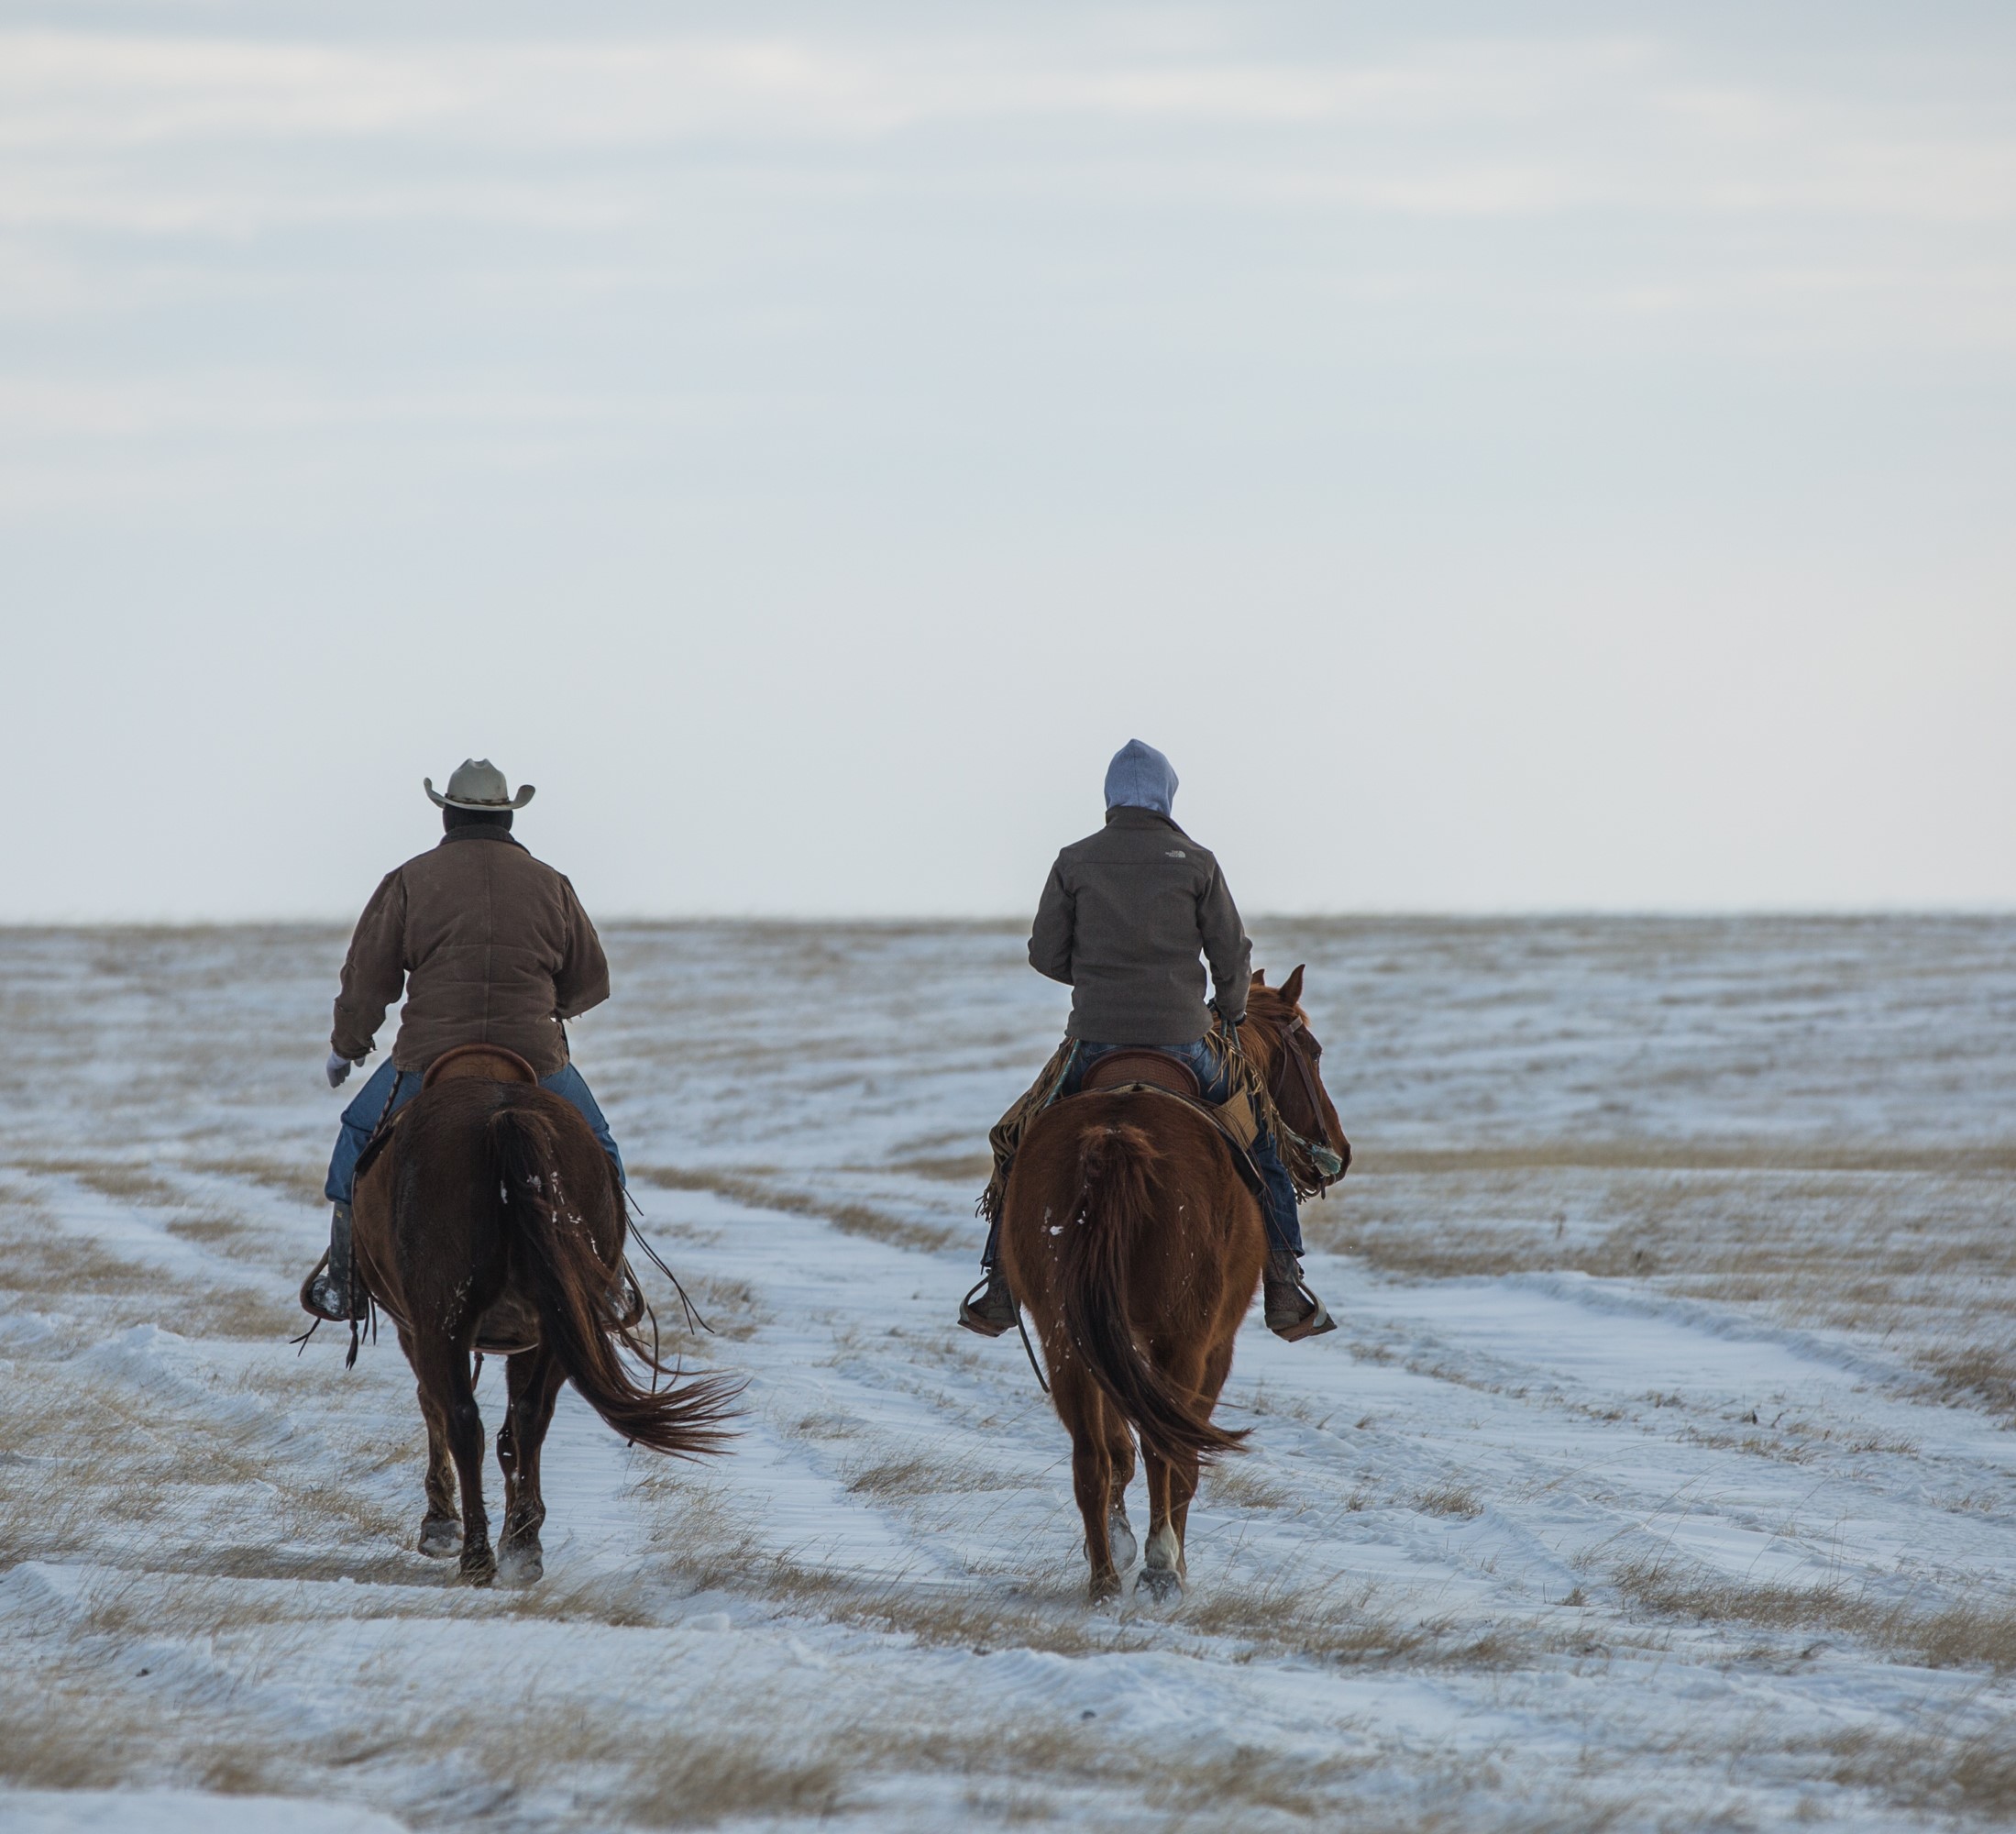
1262,1250,1335,1342
957,1266,1019,1338
301,1202,368,1322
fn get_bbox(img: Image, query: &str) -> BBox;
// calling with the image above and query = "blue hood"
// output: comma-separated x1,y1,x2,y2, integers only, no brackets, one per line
1104,739,1178,817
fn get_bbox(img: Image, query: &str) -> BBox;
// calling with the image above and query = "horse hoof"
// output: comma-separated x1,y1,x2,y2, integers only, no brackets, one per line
1107,1510,1139,1573
1088,1568,1123,1605
498,1540,545,1587
1136,1565,1184,1605
417,1518,461,1559
459,1545,497,1586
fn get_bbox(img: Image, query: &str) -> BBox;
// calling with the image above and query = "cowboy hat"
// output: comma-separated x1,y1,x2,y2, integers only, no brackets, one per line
424,758,536,811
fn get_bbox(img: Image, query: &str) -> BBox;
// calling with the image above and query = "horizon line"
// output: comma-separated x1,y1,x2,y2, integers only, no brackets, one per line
2,905,2012,932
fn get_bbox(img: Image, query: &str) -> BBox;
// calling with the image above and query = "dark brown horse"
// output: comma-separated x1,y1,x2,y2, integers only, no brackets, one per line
998,967,1348,1603
350,1048,737,1584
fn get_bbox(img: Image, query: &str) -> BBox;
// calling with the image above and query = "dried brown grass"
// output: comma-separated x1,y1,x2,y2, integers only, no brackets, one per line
1923,1344,2016,1416
1416,1482,1483,1519
1828,1722,2016,1818
1202,1464,1292,1510
0,1672,293,1795
650,1272,770,1346
844,1453,1024,1500
186,1155,328,1208
1614,1559,2016,1671
12,1158,185,1208
1307,1149,2016,1418
1354,1143,2016,1177
632,1164,958,1253
885,1152,995,1184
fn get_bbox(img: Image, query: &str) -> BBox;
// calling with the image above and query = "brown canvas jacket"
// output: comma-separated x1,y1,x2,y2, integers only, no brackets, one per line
1028,807,1252,1045
330,829,610,1076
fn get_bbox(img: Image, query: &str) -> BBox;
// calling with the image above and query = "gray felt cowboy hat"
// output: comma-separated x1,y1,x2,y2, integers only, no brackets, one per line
424,758,536,811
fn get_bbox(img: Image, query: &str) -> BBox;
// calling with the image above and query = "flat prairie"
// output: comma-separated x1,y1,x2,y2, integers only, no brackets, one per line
2,916,2014,1831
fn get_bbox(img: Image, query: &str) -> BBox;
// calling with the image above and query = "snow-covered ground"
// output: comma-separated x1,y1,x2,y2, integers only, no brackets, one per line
3,916,2013,1831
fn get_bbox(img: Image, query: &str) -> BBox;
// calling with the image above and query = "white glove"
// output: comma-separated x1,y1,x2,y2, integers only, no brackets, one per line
325,1051,356,1088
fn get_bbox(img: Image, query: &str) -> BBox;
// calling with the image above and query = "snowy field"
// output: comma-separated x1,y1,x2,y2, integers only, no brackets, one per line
3,916,2014,1832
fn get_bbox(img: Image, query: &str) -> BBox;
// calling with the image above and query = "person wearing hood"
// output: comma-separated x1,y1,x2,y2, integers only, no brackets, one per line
300,759,624,1323
959,739,1334,1342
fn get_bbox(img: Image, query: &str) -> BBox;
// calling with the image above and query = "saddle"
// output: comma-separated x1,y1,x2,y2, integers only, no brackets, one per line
1068,1048,1267,1199
1079,1049,1202,1099
422,1043,538,1089
352,1044,541,1192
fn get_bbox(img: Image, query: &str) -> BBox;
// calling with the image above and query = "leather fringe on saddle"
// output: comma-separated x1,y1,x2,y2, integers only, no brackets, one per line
975,1036,1078,1228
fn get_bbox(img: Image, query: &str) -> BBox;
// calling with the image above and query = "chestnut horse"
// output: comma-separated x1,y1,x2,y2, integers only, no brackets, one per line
350,1049,737,1584
998,967,1348,1602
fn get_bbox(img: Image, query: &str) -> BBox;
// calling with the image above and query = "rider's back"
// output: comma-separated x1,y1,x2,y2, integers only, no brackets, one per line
334,829,608,1076
1030,806,1250,1046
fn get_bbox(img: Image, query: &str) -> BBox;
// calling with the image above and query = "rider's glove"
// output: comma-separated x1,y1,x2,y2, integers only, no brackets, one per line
325,1051,356,1088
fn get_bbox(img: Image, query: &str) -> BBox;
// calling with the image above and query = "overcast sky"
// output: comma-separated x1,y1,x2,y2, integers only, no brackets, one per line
4,1,2011,920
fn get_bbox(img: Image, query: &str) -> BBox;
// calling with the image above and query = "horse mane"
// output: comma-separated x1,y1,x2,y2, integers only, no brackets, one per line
1239,981,1301,1077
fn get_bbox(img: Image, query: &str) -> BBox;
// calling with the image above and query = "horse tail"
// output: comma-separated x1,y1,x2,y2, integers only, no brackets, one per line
1053,1121,1247,1467
486,1106,738,1460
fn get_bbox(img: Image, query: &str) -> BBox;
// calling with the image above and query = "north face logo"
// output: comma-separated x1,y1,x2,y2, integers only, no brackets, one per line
1165,849,1186,858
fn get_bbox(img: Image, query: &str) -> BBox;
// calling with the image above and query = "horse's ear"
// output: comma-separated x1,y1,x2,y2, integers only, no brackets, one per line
1280,964,1305,1006
1250,968,1266,986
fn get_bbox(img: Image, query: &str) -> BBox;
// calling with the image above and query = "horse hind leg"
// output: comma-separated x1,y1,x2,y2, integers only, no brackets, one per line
402,1326,460,1558
414,1334,494,1584
1137,1447,1184,1604
497,1347,563,1585
1137,1351,1208,1604
1103,1410,1139,1573
1053,1365,1122,1603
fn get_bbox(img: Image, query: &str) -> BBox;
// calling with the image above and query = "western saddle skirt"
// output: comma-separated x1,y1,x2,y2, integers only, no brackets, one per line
1079,1048,1202,1100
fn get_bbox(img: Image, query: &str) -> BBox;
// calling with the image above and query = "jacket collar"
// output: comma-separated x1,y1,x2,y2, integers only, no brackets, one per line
1104,806,1197,845
440,827,525,850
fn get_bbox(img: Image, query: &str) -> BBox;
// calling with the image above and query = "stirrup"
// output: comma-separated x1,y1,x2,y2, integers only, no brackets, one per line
958,1273,1017,1339
1263,1262,1336,1343
299,1250,364,1324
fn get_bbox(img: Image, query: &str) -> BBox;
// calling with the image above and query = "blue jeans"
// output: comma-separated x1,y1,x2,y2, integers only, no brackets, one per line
325,1059,624,1204
983,1036,1303,1264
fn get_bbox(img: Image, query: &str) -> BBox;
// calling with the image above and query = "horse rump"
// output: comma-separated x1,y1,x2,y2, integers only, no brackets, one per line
486,1102,738,1458
1052,1120,1247,1467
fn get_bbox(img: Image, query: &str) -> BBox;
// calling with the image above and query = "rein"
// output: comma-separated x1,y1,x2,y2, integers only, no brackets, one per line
1013,1303,1051,1395
1242,1008,1347,1193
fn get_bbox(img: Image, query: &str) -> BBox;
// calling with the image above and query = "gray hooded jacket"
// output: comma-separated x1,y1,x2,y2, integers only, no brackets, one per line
1028,741,1253,1044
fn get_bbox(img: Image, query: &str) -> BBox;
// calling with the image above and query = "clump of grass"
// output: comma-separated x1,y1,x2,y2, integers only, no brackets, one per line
0,1669,292,1795
650,1272,770,1345
843,1453,1023,1501
1416,1482,1483,1519
789,1410,865,1440
846,1458,938,1499
1202,1464,1292,1510
1923,1344,2016,1417
1614,1558,2016,1671
1828,1722,2016,1818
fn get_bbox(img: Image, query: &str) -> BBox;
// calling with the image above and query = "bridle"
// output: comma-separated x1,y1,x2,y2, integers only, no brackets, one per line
1259,1009,1349,1189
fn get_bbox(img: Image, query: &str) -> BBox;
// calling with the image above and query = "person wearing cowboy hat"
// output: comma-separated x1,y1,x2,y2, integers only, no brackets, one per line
302,758,624,1322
